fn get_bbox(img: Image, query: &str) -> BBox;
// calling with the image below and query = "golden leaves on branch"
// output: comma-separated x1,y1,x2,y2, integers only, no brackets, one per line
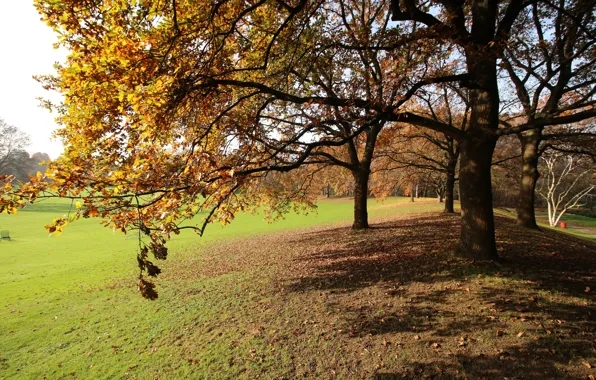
27,0,412,299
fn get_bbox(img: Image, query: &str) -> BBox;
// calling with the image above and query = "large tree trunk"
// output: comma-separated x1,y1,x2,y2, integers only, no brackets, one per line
458,134,498,260
516,128,541,229
457,43,500,260
444,165,456,213
352,169,370,230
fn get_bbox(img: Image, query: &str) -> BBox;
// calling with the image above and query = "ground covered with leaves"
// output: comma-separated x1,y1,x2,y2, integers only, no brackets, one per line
154,212,596,379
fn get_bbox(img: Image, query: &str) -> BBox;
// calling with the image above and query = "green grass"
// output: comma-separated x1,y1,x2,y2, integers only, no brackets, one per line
536,211,596,242
0,197,439,303
0,196,443,379
1,198,593,378
494,208,596,242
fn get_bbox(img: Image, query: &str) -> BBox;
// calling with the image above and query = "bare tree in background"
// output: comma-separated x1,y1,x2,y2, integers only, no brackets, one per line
537,152,595,227
0,118,31,175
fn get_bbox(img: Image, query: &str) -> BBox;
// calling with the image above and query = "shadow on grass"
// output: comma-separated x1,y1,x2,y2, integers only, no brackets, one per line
286,214,462,292
284,213,596,379
373,335,590,379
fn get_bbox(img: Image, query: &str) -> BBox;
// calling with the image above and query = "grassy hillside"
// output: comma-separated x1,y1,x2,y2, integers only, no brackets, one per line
0,196,445,378
0,197,443,303
494,208,596,242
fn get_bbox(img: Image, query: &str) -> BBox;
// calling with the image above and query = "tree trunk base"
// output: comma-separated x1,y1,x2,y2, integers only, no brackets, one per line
516,218,540,230
351,223,370,230
455,243,499,261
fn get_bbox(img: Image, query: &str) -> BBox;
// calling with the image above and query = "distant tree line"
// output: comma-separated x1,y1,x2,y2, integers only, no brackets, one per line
0,118,51,182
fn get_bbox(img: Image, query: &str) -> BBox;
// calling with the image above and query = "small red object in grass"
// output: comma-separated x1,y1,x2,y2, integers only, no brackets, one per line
560,221,567,229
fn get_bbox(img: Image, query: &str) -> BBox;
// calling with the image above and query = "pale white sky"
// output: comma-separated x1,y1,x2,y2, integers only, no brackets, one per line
0,1,66,159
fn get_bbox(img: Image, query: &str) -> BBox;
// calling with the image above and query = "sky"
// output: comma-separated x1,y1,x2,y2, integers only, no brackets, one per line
0,1,66,159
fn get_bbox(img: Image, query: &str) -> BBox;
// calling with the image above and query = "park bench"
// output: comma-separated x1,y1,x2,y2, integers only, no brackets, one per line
1,230,10,241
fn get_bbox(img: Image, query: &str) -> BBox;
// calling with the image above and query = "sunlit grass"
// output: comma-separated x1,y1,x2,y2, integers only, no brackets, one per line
493,208,596,242
0,196,444,378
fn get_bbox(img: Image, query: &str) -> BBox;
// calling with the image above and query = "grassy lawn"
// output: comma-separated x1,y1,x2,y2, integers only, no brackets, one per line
0,197,440,305
1,198,594,378
494,208,596,242
535,212,596,242
0,196,446,379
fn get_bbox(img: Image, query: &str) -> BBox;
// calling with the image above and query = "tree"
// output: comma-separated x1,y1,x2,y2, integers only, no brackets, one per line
1,151,51,182
24,0,443,296
387,0,594,257
499,0,596,228
257,1,430,230
537,152,595,227
375,85,468,213
304,121,386,230
0,118,31,176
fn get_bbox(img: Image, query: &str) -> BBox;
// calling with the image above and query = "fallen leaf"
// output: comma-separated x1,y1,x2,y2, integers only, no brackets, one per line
517,332,525,338
582,361,592,369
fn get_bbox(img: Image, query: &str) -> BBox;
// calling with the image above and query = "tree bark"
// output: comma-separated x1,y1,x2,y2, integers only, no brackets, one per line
352,169,370,229
444,168,456,213
516,128,541,229
457,41,500,260
458,133,499,260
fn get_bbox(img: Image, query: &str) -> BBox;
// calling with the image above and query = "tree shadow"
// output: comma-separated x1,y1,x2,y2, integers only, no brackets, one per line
286,213,595,295
286,214,463,292
373,331,594,379
282,213,596,379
